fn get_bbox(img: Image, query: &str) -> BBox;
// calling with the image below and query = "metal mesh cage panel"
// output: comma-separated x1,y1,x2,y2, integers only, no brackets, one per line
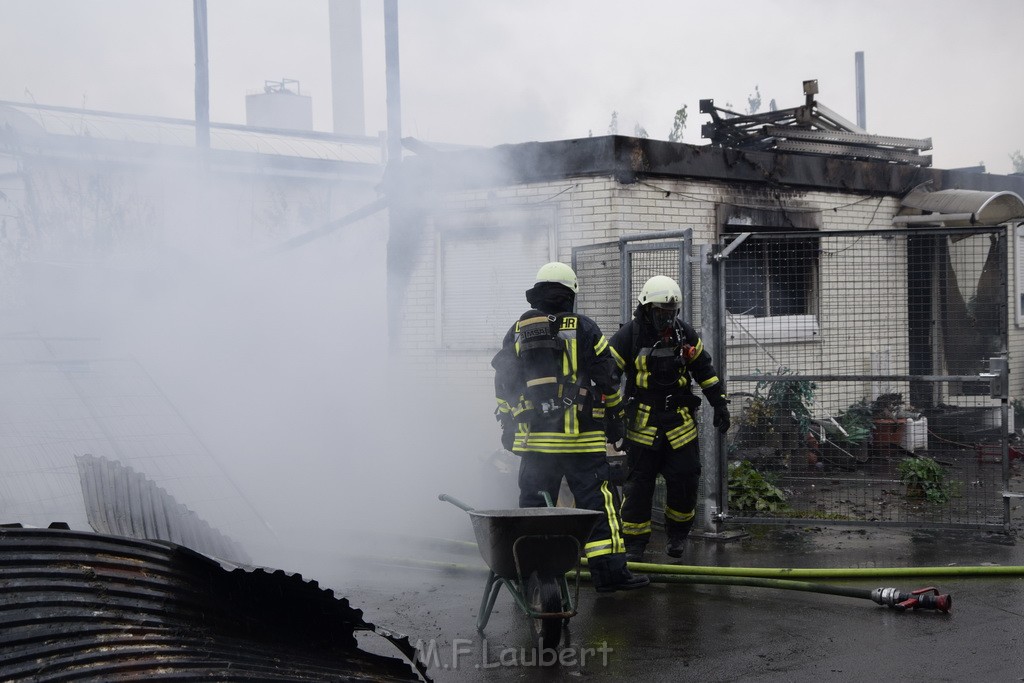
721,227,1010,529
573,242,622,332
625,241,690,324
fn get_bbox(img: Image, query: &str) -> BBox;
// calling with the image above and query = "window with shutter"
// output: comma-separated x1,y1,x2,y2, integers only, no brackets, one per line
436,207,555,349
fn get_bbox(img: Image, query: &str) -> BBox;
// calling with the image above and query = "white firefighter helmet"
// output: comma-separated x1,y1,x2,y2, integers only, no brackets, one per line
535,261,578,293
638,275,682,307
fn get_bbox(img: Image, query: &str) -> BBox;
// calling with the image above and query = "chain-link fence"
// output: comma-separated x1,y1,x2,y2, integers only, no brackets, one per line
575,227,1014,531
720,227,1011,530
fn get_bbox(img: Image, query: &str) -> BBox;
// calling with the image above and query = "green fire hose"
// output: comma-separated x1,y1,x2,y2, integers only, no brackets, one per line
593,557,1024,579
356,552,1024,614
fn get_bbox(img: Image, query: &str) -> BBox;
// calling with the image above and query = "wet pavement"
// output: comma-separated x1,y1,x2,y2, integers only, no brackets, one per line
326,523,1024,682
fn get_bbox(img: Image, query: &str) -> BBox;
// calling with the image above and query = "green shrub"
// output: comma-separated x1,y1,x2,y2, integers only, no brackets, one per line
897,456,950,504
754,368,816,437
728,460,788,513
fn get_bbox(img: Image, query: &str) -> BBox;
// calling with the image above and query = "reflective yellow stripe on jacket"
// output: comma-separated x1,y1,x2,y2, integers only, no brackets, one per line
512,429,607,454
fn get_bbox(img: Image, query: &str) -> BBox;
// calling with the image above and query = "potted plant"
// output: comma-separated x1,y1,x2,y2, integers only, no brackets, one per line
733,367,816,469
871,393,907,448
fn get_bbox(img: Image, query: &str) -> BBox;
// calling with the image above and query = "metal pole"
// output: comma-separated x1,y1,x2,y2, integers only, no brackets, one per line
680,236,692,329
620,246,630,325
855,51,866,131
699,243,722,534
383,0,404,352
193,0,210,150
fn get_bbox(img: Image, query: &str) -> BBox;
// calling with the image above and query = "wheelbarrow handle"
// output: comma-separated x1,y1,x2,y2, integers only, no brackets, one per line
438,493,475,512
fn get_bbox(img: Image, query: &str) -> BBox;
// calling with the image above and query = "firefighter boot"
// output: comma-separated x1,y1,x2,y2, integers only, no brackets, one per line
590,555,651,593
666,517,694,559
624,538,647,563
665,536,687,559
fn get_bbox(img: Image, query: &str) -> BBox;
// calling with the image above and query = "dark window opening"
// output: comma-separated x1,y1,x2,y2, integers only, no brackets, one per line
725,236,818,317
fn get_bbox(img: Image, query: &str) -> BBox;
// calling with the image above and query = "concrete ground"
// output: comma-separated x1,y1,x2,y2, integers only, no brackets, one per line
333,523,1024,682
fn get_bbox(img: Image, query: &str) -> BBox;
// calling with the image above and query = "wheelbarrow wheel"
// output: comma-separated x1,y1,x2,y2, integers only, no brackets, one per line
527,571,562,650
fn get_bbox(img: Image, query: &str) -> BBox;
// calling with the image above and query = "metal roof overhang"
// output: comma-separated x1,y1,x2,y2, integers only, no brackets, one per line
893,188,1024,227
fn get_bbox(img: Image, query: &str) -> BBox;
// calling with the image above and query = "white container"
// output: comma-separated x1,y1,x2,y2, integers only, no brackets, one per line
901,417,928,453
980,407,1014,433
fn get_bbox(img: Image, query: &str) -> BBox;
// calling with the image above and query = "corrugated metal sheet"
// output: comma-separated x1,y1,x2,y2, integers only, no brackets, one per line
0,334,268,559
76,453,248,563
901,188,1024,225
0,527,426,681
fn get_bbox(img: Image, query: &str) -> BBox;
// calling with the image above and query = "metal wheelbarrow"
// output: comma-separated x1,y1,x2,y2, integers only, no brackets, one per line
439,493,601,649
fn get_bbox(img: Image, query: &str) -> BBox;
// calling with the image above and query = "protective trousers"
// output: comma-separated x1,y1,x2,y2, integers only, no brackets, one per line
518,452,625,563
620,438,701,551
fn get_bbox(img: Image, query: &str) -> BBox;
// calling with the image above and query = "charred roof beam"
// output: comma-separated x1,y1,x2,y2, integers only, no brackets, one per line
774,139,932,166
701,84,931,166
762,126,931,151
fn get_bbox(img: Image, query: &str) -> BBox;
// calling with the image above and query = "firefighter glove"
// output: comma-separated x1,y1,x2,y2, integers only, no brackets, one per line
605,413,627,448
500,425,515,451
712,404,731,434
496,409,516,451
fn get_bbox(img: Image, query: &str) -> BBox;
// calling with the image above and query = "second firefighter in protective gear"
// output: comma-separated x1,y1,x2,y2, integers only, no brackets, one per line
492,261,649,592
608,275,730,562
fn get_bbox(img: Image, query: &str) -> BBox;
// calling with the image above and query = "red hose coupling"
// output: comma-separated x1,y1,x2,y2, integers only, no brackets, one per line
897,587,953,613
871,586,952,613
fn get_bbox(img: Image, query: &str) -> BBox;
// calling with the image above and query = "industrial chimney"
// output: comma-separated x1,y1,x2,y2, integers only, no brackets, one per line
329,0,366,136
855,51,866,131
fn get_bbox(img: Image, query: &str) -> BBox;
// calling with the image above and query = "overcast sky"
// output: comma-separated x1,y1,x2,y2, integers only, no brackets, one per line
1,0,1022,173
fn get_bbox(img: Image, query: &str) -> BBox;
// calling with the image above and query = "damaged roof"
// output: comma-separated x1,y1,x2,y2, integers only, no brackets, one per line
396,134,1024,200
698,80,933,166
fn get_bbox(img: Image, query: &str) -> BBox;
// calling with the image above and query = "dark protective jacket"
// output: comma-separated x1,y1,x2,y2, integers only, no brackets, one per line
493,309,622,455
608,316,726,449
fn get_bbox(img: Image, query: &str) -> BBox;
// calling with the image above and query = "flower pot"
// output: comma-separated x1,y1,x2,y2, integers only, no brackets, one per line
873,418,907,447
905,481,926,499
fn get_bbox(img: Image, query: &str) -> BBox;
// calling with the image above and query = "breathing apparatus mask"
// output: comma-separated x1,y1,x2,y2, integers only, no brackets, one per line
649,302,679,334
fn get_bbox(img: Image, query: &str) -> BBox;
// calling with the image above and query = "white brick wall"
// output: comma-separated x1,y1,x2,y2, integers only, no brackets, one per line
393,176,1022,420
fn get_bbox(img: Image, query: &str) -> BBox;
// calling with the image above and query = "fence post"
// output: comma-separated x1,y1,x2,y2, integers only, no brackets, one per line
698,243,724,534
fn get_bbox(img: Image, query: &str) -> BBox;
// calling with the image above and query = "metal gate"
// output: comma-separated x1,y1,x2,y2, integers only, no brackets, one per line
573,231,694,524
716,226,1012,531
572,230,692,329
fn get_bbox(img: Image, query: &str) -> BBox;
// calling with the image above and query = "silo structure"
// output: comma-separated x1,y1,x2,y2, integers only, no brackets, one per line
246,79,313,131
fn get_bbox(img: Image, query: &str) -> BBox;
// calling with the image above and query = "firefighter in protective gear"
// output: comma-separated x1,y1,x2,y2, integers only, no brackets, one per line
491,262,649,592
608,275,730,562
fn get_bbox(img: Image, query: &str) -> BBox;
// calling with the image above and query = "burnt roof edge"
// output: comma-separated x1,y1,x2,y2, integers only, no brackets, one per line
399,136,1024,199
